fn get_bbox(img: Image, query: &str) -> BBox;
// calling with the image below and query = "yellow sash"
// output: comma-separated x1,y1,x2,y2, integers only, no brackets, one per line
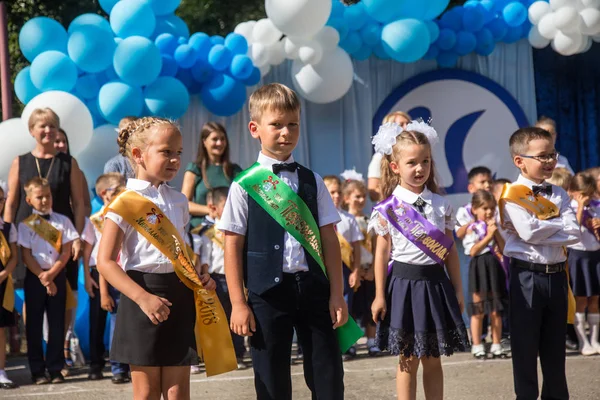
499,184,575,323
0,231,14,312
23,214,62,252
337,232,354,270
106,190,237,376
202,225,224,251
90,211,104,232
359,228,372,254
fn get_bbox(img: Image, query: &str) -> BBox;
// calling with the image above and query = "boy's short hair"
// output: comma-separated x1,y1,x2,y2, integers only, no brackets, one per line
509,127,553,157
468,166,492,182
210,186,229,204
323,175,342,186
95,173,126,195
547,168,572,191
24,177,50,196
535,116,556,133
248,83,300,122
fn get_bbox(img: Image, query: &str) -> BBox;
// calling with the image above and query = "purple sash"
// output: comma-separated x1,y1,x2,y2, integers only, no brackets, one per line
582,204,600,241
375,195,454,265
468,220,510,289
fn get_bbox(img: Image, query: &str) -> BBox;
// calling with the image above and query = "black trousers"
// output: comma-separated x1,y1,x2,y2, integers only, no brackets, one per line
24,268,66,378
248,272,344,400
89,268,107,371
212,273,246,359
510,260,569,400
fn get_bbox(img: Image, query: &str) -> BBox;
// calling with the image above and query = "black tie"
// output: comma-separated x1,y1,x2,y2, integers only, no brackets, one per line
532,185,552,196
413,197,426,215
39,214,51,220
272,162,298,175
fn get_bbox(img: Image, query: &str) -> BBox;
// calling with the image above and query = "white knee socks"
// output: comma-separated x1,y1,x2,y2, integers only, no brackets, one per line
575,312,595,356
588,313,600,353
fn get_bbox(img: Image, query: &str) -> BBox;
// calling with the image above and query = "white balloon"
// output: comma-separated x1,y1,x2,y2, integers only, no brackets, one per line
259,64,271,77
283,36,306,60
291,47,354,104
22,91,93,156
552,30,584,55
267,40,286,65
0,118,36,182
529,25,552,48
266,0,332,38
250,43,270,68
580,0,600,8
549,0,577,10
252,18,282,46
538,13,559,39
76,124,119,188
554,7,580,30
234,21,256,44
579,35,593,52
529,1,552,25
314,26,341,52
580,8,600,35
298,42,323,65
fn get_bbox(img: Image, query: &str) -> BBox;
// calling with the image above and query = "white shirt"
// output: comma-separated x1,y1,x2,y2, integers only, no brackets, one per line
355,215,373,266
462,224,495,256
369,185,455,265
218,152,341,273
568,199,600,252
367,153,383,179
336,208,364,244
17,210,79,270
501,175,580,264
454,204,473,231
556,154,574,175
105,179,190,273
200,221,225,275
0,217,18,244
80,217,99,266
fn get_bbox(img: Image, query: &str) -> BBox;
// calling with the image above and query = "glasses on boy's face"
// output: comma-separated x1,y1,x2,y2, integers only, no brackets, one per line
518,152,560,163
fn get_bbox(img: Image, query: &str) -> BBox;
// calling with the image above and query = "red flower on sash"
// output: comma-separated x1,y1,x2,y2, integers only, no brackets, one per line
262,175,279,191
146,208,164,225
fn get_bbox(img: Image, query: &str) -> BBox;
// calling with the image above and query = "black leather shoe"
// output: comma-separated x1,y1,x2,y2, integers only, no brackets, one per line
566,339,579,351
111,373,131,384
50,373,65,384
88,370,104,380
0,381,18,389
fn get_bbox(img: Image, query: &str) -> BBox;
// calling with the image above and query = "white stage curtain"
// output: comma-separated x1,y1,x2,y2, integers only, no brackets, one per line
176,40,536,188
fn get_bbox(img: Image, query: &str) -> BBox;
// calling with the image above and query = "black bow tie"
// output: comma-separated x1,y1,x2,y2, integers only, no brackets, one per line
39,214,51,220
413,197,426,215
272,162,298,175
532,185,552,196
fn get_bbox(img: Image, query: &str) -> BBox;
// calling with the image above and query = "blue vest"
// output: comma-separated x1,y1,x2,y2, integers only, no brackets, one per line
244,164,329,295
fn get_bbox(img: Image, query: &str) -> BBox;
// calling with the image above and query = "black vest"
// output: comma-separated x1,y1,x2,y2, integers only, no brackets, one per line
243,164,329,295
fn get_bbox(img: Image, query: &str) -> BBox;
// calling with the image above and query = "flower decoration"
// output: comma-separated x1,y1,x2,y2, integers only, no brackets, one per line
340,168,364,182
372,122,403,155
405,119,439,147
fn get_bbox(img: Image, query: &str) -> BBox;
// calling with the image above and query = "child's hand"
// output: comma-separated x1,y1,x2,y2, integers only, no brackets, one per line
0,271,7,284
101,293,115,312
137,292,172,325
487,220,498,236
329,295,348,329
38,271,52,287
371,296,387,324
230,303,256,336
199,273,216,291
455,291,465,314
592,218,600,230
349,269,361,290
46,282,57,296
72,239,82,261
363,267,374,281
575,192,591,207
85,276,99,298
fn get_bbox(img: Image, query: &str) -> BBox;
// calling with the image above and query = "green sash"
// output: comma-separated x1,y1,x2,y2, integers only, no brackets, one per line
236,163,363,353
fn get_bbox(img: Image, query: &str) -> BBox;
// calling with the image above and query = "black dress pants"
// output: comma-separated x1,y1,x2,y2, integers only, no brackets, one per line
89,268,107,371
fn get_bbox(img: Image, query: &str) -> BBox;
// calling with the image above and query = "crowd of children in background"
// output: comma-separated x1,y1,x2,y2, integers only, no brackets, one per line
0,83,599,400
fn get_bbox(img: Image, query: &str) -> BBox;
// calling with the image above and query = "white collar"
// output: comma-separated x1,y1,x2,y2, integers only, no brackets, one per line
32,209,53,217
126,178,170,192
515,174,548,189
392,185,432,205
257,152,295,169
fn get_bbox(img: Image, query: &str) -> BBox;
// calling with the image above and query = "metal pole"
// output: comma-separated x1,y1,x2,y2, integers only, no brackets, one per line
0,1,12,120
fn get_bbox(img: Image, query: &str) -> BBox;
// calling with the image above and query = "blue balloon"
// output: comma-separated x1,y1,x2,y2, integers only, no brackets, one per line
85,97,106,127
68,25,116,73
454,31,477,56
360,22,383,47
99,0,119,14
344,3,368,31
98,81,144,124
178,36,187,45
437,28,457,50
145,0,181,16
362,0,401,24
103,64,119,82
328,17,350,42
201,73,246,116
372,42,391,60
240,67,261,86
425,21,440,44
113,36,162,87
144,76,189,119
154,15,190,39
395,0,450,20
225,33,249,55
14,66,41,104
174,44,197,68
160,54,179,77
19,17,68,62
502,24,522,43
382,19,430,63
74,74,101,100
503,2,528,28
331,1,345,19
30,50,78,91
462,5,485,32
208,44,233,71
422,44,439,60
487,17,508,42
191,59,213,84
110,0,156,38
352,44,372,61
422,0,450,20
493,0,512,13
229,54,254,80
68,13,112,35
210,35,225,46
176,68,203,94
339,31,363,54
437,51,459,68
155,33,179,55
439,7,463,31
475,28,495,56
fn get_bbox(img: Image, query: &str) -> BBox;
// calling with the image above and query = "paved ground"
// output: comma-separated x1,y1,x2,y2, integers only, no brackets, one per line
4,347,600,399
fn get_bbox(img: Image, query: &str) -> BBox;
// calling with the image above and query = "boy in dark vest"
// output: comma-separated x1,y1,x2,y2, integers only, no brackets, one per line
218,83,347,400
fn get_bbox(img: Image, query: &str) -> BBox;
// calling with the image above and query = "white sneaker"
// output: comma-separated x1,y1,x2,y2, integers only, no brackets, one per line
591,342,600,354
190,365,202,375
580,343,596,356
471,344,486,359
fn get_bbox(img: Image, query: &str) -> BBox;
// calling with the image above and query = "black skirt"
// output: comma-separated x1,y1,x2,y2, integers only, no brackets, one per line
568,248,600,297
0,270,15,327
110,271,198,366
467,252,508,316
376,261,470,358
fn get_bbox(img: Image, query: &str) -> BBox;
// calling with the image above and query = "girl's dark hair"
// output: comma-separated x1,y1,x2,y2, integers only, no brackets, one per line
471,189,496,213
195,122,234,188
57,128,71,156
569,173,596,197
